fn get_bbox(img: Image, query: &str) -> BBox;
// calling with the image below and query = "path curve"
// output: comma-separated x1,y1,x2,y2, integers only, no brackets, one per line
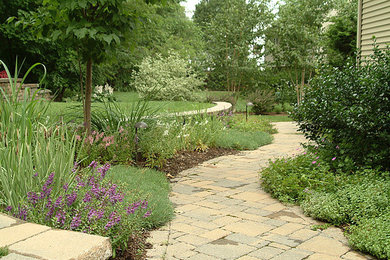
162,102,232,117
147,122,372,260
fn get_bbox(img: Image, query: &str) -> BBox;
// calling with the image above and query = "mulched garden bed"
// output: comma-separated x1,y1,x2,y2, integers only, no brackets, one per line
159,147,239,178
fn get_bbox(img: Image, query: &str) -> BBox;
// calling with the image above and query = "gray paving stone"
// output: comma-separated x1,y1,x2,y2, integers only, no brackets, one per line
249,247,285,259
196,243,256,259
224,233,259,245
272,248,313,260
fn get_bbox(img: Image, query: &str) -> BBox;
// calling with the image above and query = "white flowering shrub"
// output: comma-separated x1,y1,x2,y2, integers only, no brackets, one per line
132,53,204,101
93,83,115,102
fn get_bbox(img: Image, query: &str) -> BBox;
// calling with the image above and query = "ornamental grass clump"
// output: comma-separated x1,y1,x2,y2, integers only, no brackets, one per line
6,162,151,255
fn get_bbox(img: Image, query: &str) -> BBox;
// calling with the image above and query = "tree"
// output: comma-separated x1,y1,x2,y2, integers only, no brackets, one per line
194,0,272,92
323,0,357,67
0,0,79,97
264,0,334,105
20,0,164,134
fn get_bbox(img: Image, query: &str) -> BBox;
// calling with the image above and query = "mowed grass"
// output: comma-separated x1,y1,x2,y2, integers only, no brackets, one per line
46,91,214,120
106,165,174,230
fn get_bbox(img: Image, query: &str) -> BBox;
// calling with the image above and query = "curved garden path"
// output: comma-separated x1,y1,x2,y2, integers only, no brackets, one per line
146,122,372,260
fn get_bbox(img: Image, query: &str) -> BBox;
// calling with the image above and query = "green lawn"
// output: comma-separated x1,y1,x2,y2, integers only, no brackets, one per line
46,91,214,121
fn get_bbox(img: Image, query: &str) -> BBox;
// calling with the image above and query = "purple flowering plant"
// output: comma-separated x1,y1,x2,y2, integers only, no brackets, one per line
6,161,151,252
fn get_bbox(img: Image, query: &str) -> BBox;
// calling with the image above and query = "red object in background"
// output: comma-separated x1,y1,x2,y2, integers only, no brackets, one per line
0,70,8,78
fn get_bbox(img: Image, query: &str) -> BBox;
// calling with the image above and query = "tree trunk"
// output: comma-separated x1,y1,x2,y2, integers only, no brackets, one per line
300,68,305,104
78,58,84,107
84,58,93,135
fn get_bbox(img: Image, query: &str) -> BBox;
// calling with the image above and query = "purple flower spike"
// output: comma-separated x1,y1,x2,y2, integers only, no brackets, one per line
141,200,148,209
143,211,151,218
332,157,337,161
312,161,317,164
70,215,81,230
56,211,66,226
6,206,12,212
66,192,77,206
88,161,98,169
27,192,39,205
83,192,92,203
63,183,69,191
33,172,38,177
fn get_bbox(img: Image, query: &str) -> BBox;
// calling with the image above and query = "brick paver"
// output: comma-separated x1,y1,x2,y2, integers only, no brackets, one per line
147,122,373,259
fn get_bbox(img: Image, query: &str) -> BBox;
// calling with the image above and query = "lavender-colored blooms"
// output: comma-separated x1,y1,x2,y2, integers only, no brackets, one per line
143,211,151,218
54,196,63,208
70,215,81,230
6,206,12,212
33,172,38,177
63,183,69,191
332,157,337,161
56,210,66,226
27,192,39,205
88,160,98,169
17,206,28,221
104,211,121,230
83,192,92,203
141,200,148,209
97,163,111,178
66,192,77,206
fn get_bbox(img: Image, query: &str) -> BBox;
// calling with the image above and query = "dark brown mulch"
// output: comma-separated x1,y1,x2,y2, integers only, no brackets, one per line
110,231,152,260
113,147,239,259
159,147,239,179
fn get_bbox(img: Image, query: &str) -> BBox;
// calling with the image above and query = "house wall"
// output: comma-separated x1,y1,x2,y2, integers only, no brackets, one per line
357,0,390,58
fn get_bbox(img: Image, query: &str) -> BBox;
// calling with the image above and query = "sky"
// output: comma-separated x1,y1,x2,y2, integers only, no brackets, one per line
180,0,200,18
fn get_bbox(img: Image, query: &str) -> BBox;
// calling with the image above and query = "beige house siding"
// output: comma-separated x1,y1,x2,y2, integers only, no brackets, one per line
357,0,390,58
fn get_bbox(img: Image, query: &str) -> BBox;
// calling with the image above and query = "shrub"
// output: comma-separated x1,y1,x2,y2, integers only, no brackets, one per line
292,46,390,170
133,53,204,101
260,153,338,204
273,104,283,114
348,212,390,259
247,89,275,114
283,102,293,112
5,163,151,256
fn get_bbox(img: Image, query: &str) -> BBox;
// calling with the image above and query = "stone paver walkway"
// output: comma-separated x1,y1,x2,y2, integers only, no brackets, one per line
146,122,372,260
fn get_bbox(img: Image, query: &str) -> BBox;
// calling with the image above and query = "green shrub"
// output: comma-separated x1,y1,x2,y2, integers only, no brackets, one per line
273,104,283,114
133,53,204,101
247,89,275,115
283,102,293,112
292,46,390,170
260,154,338,203
215,130,273,150
348,212,390,259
